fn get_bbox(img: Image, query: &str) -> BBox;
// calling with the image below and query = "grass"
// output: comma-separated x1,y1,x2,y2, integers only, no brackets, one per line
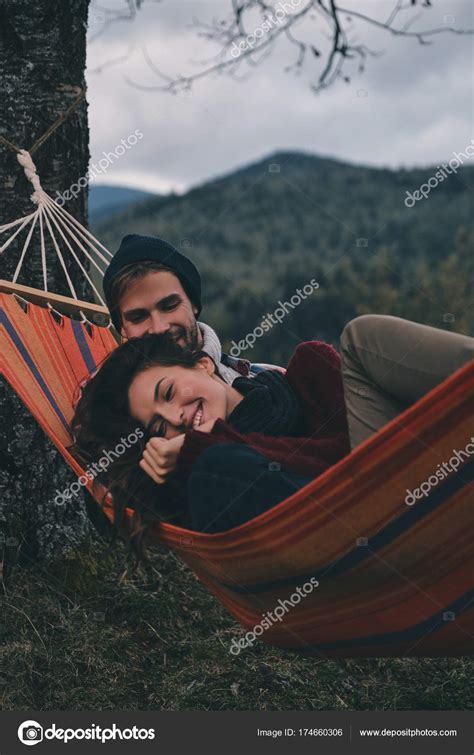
1,538,472,711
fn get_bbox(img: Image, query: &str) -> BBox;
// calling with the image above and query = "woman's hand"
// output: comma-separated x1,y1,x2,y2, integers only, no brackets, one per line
139,419,216,485
139,434,185,485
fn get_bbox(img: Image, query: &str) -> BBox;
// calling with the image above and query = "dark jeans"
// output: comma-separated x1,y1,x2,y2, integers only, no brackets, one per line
188,443,312,533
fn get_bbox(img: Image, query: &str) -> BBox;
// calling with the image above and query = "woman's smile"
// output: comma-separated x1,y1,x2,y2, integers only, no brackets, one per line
191,400,204,429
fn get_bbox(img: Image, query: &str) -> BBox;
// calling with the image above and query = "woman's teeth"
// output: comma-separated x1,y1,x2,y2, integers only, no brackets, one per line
192,403,203,429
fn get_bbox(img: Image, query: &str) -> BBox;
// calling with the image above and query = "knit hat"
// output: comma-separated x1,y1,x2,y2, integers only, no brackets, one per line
103,234,202,331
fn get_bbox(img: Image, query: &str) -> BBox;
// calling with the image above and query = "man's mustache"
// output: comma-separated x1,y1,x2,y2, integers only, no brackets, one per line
169,324,199,348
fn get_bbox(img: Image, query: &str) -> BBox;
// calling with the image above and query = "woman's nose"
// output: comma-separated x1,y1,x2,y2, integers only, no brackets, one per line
165,405,185,428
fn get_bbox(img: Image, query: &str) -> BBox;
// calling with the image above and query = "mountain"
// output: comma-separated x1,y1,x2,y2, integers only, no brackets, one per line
94,151,473,365
89,185,159,226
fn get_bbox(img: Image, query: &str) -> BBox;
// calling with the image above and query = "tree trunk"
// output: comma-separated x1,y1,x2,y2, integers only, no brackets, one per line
0,0,97,570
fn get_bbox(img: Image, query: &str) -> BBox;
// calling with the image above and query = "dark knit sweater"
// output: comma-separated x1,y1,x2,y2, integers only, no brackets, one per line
175,341,351,480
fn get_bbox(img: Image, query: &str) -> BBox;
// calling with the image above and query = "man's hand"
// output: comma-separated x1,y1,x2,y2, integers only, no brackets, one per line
139,419,216,485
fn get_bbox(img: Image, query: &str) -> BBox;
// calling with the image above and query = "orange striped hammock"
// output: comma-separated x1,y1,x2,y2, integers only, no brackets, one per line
1,286,473,659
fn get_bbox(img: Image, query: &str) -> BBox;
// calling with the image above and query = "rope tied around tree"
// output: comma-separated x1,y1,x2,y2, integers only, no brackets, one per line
0,85,86,156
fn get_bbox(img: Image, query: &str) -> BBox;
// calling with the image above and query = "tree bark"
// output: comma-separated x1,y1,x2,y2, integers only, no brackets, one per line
0,0,97,571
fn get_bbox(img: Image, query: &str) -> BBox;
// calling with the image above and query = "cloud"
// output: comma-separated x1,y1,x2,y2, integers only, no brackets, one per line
85,0,474,192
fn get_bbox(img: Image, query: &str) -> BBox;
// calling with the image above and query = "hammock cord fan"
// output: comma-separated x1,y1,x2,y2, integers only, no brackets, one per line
0,154,113,325
1,110,473,659
0,87,112,326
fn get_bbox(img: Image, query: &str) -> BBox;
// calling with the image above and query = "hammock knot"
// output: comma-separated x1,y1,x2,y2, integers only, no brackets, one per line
16,149,46,204
30,189,46,206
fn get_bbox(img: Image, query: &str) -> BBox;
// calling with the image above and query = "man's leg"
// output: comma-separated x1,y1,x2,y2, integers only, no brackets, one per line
340,314,474,448
188,444,312,533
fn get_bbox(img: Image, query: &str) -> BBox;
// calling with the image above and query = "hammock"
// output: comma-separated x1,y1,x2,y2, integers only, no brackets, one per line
1,148,473,659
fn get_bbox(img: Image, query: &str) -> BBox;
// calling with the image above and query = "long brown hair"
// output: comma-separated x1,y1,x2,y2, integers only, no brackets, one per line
70,333,208,573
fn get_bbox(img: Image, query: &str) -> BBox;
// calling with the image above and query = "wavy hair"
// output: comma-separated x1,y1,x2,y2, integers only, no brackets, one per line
70,333,209,573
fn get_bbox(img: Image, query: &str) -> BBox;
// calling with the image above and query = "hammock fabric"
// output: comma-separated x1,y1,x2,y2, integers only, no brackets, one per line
1,291,473,658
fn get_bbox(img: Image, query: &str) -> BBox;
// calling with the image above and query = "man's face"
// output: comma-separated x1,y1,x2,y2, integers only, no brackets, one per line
118,270,200,347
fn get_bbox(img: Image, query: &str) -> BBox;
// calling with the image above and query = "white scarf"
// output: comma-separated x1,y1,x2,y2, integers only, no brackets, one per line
198,321,242,385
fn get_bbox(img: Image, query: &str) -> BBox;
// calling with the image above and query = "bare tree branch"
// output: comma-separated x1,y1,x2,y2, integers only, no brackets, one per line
125,0,473,95
338,4,471,43
88,45,135,75
88,0,162,45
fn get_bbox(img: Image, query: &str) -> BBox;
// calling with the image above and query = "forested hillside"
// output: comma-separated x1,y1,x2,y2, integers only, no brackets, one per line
89,185,158,225
96,151,473,365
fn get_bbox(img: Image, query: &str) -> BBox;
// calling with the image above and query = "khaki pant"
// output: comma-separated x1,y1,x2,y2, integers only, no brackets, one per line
340,315,474,449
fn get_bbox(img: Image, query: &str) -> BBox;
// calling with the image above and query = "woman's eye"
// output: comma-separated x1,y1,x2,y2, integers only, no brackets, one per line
165,385,173,401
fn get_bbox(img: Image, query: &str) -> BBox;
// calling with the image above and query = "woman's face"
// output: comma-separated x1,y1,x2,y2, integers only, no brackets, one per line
128,357,230,439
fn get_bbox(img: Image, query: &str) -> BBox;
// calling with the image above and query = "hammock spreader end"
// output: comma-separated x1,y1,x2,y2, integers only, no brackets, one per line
0,280,112,326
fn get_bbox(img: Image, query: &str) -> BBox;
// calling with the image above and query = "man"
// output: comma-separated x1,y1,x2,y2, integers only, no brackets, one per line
103,233,270,385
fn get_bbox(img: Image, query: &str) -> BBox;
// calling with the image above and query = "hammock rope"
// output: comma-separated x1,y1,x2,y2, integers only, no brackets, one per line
0,149,113,324
0,85,86,157
0,87,113,326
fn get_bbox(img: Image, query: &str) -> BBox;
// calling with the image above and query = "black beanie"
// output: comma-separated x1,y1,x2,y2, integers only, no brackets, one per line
103,234,202,331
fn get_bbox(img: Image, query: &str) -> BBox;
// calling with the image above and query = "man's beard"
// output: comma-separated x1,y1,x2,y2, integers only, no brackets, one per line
169,320,200,350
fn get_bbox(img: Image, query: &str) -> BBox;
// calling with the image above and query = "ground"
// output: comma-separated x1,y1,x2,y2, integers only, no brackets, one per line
1,540,472,711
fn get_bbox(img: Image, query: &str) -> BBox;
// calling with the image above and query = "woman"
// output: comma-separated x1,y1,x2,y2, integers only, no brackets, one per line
72,313,474,565
71,332,351,546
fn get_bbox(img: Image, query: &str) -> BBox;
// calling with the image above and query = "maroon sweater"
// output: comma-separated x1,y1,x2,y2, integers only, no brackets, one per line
176,341,351,480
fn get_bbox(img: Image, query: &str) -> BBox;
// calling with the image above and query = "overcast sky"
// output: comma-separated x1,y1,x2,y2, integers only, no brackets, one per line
85,0,474,194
